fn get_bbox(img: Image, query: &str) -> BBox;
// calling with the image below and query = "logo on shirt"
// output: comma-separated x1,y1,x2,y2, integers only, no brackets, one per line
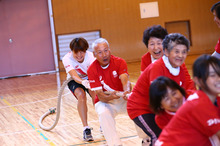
112,71,118,78
207,118,220,126
180,81,182,86
154,140,163,146
99,76,102,81
89,80,95,83
65,65,70,68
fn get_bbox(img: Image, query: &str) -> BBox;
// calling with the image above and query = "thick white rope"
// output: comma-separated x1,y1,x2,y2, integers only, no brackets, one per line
38,77,72,131
38,78,130,131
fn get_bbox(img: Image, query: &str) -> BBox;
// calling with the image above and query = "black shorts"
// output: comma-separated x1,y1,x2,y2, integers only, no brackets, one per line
67,80,89,98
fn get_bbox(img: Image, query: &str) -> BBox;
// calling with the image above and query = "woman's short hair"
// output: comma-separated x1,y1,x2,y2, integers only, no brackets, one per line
149,76,186,114
143,25,168,48
162,33,190,53
69,37,89,53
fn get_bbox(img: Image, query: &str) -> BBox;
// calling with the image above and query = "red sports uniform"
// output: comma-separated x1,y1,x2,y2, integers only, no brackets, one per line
127,57,195,120
215,38,220,54
155,98,187,129
87,55,128,103
155,111,174,129
155,91,220,146
141,52,152,72
87,55,128,146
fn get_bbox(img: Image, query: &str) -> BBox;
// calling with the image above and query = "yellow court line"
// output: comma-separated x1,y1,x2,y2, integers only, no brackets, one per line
1,96,56,146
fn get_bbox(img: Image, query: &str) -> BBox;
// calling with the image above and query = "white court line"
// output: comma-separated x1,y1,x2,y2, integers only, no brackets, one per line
0,82,57,92
54,115,130,129
0,115,130,136
0,90,71,109
121,135,139,142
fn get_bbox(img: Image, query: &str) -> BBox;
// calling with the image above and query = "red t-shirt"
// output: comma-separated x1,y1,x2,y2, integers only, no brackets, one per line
141,52,151,72
155,97,188,129
87,55,128,104
127,57,195,120
215,38,220,54
155,111,174,129
156,91,220,146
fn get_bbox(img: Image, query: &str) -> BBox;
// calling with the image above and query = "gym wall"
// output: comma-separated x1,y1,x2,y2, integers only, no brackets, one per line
52,0,219,64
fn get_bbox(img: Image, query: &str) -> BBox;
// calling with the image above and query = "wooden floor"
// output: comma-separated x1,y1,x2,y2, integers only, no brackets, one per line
0,55,199,146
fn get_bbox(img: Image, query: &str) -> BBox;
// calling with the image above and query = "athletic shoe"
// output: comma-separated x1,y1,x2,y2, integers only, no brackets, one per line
83,128,94,141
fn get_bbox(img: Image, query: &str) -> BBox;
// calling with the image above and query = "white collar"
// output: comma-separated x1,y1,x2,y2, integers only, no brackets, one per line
165,110,176,115
101,63,110,69
150,55,157,63
162,56,180,76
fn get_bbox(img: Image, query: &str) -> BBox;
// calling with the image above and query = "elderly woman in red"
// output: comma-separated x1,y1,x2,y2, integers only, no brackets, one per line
141,25,168,73
127,33,195,146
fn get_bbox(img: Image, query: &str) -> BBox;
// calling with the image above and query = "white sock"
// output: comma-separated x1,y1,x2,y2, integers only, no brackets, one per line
83,126,90,131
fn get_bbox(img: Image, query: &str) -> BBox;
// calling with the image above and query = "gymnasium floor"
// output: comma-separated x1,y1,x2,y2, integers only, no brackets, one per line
0,55,198,145
0,62,143,146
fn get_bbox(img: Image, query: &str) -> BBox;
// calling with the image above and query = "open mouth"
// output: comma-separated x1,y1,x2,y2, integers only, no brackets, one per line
76,57,83,61
77,57,83,60
154,51,161,55
175,58,183,63
171,100,182,109
170,104,181,109
103,58,109,62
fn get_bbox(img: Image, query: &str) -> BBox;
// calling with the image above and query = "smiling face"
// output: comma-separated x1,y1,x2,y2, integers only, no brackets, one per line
148,37,163,59
213,10,220,28
165,44,188,68
73,51,86,63
93,42,111,67
205,65,220,96
161,87,184,112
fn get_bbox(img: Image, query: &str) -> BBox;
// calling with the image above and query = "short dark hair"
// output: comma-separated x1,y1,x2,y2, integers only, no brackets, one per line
211,1,220,19
69,37,89,53
149,76,186,114
143,25,168,48
193,54,220,92
162,33,190,52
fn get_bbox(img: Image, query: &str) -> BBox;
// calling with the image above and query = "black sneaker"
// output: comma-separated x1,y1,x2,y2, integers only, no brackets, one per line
83,128,94,142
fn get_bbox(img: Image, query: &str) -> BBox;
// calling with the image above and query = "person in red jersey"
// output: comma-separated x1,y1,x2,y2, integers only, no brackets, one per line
149,76,186,129
211,1,220,59
62,37,96,141
155,54,220,146
141,25,168,73
87,38,131,146
127,33,196,146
